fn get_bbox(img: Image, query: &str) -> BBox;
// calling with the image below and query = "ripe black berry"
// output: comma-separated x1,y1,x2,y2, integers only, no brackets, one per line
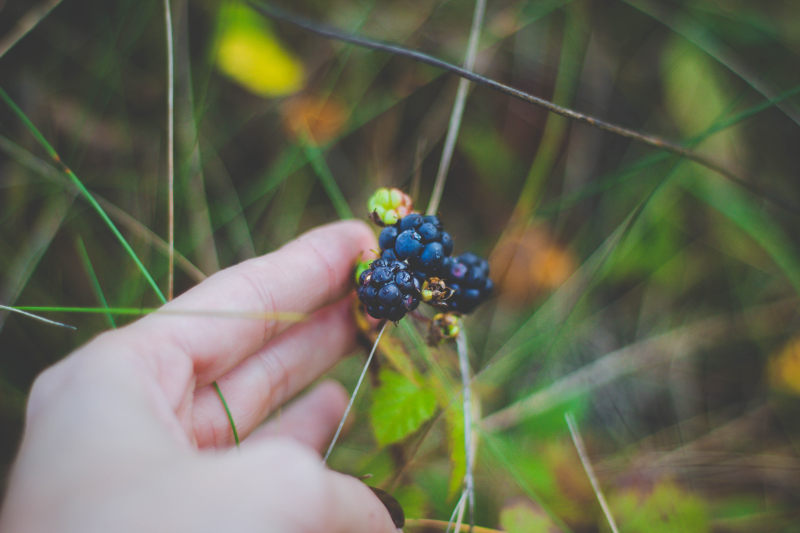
379,214,454,275
357,259,421,321
394,229,424,260
441,252,493,314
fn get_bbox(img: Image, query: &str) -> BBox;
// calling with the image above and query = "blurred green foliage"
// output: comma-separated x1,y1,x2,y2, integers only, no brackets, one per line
2,0,800,530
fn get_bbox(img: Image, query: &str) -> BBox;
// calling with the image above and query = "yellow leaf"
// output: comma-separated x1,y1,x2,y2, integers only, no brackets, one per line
215,3,304,97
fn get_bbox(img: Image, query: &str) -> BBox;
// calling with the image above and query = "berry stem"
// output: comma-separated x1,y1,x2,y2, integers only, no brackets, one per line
323,321,388,464
456,330,476,533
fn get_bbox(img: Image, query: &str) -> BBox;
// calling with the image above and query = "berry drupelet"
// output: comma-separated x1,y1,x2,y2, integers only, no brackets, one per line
357,258,421,321
440,252,493,314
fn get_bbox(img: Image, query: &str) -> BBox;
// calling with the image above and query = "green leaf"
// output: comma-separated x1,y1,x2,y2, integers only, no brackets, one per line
370,368,437,446
500,501,562,533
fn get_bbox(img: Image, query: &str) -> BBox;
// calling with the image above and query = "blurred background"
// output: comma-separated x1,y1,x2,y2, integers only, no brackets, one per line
1,0,800,530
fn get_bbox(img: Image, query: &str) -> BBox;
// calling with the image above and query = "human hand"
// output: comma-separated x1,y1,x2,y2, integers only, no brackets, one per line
0,220,398,533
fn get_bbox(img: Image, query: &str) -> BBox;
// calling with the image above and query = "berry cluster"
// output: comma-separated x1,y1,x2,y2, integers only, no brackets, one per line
441,253,494,314
358,189,492,322
357,259,421,322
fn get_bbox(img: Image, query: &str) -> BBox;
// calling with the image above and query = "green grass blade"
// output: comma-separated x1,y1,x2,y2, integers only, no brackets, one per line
539,83,800,217
0,86,167,304
75,237,117,329
682,170,800,295
301,139,354,219
213,381,240,446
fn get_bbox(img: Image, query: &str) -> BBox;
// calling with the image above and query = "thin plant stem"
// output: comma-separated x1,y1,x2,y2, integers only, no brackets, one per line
323,321,388,464
446,489,468,533
405,518,501,533
164,0,176,300
0,304,76,330
246,0,800,214
215,381,240,446
0,0,62,58
565,412,619,533
456,330,476,533
425,0,486,216
0,194,73,334
14,305,306,322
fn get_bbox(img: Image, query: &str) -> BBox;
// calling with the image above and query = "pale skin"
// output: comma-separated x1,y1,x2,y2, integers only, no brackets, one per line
0,220,398,533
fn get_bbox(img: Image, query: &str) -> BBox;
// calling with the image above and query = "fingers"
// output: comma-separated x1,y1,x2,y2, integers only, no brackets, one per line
191,298,358,447
244,380,349,452
232,440,398,533
131,220,376,385
325,471,399,533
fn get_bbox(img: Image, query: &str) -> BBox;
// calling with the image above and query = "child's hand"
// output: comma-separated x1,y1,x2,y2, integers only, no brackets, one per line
0,220,398,532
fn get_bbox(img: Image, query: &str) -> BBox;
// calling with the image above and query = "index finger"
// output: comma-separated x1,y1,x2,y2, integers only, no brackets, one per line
129,220,376,385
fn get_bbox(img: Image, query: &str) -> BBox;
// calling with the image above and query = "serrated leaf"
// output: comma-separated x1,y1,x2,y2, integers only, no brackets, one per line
370,368,437,446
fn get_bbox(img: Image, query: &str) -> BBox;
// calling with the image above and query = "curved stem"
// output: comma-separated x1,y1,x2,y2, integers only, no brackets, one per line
164,0,175,300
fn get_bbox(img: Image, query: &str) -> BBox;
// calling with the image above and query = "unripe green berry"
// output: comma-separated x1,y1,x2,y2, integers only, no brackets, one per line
367,187,413,226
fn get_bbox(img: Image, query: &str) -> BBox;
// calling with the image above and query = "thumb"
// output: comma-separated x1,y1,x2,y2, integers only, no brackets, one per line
228,438,398,533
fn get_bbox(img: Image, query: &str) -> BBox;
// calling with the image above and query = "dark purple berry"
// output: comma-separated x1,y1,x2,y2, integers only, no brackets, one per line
441,232,454,255
379,226,398,250
417,223,439,243
440,252,493,314
422,215,442,229
402,294,420,312
398,213,423,231
385,306,406,322
394,270,417,292
465,266,485,287
362,285,378,300
394,230,424,259
447,259,468,281
372,266,393,285
381,248,398,262
378,284,401,304
419,242,445,271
